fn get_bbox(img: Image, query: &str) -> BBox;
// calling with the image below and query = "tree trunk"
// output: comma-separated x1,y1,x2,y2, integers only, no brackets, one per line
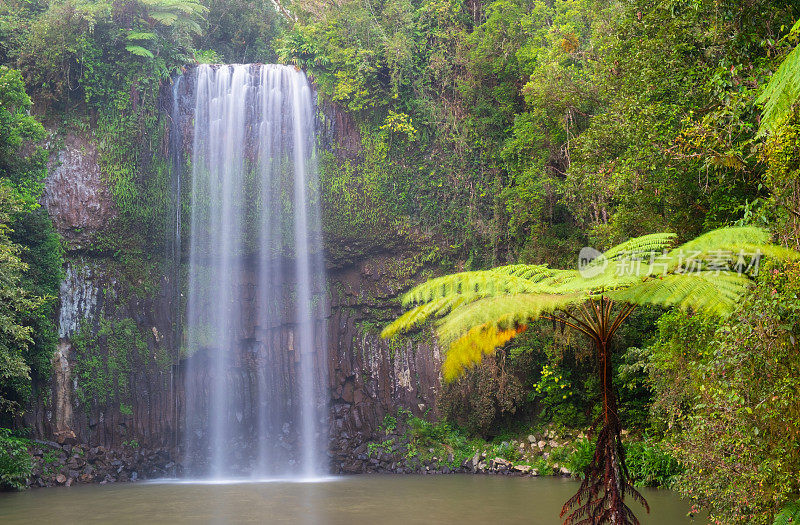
561,303,648,524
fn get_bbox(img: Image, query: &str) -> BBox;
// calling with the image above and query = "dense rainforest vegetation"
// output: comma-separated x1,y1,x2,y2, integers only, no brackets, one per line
0,0,799,522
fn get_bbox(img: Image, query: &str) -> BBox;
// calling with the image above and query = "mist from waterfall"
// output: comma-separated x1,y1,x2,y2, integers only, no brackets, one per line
182,64,327,479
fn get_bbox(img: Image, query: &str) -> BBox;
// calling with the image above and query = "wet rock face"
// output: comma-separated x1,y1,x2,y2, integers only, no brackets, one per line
28,99,447,475
41,133,116,248
24,254,179,455
57,261,103,339
317,98,361,159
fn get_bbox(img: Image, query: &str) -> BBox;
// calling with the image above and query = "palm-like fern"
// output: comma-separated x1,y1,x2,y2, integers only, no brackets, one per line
382,226,798,525
774,500,800,525
758,19,800,133
125,0,209,59
139,0,208,35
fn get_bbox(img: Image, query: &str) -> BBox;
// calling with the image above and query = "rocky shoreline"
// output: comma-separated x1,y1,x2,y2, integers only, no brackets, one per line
334,423,587,478
26,438,176,488
22,422,589,488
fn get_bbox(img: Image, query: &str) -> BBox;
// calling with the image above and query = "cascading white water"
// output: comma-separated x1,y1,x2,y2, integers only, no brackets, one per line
183,64,327,479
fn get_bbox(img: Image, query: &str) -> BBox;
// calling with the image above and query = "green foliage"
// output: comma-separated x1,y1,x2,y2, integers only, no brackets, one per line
774,501,800,525
560,436,682,487
383,226,793,380
0,66,46,199
0,428,31,491
759,115,800,246
561,438,595,478
0,68,57,418
758,21,800,134
281,0,497,255
530,363,580,423
9,208,62,389
372,408,484,469
625,439,683,488
71,316,147,409
0,0,214,253
379,413,398,434
648,260,800,523
194,0,282,63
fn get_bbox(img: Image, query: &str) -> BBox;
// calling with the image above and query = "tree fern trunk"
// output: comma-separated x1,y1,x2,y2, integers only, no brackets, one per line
561,336,649,524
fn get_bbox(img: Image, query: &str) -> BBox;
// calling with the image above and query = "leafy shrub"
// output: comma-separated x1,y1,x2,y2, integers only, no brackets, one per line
490,440,522,462
379,414,397,434
563,438,595,477
0,428,31,491
650,261,800,523
625,439,683,487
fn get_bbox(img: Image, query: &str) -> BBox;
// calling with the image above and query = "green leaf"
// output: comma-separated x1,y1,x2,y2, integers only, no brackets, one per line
125,45,155,58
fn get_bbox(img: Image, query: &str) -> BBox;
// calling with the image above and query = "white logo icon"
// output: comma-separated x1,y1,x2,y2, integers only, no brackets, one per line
578,247,607,278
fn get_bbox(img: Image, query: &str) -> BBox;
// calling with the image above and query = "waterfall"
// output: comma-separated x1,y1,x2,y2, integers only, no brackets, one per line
169,75,183,452
182,64,327,479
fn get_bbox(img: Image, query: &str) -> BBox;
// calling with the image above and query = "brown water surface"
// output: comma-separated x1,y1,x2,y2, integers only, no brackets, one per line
0,475,699,524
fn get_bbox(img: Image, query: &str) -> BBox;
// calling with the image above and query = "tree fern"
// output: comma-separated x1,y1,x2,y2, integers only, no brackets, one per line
126,31,158,41
139,0,208,35
758,20,800,134
774,500,800,525
125,45,155,58
382,226,798,525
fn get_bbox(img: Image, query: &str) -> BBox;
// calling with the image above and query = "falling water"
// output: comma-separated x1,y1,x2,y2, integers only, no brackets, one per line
182,64,327,479
169,75,183,451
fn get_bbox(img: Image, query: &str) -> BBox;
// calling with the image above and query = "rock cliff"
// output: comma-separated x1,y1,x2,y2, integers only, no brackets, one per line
24,92,446,474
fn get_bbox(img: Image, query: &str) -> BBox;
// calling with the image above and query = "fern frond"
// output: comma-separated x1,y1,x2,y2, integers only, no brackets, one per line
400,270,550,306
442,323,526,381
606,272,750,316
601,232,677,260
758,20,800,134
126,31,157,41
490,264,567,281
139,0,208,32
773,500,800,525
672,226,770,256
382,226,797,383
437,293,580,346
125,45,155,58
381,296,471,339
148,11,179,25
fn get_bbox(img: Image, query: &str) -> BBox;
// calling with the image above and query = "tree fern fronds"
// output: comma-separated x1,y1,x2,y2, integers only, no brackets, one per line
436,293,580,345
381,296,471,339
441,323,526,381
490,264,567,282
400,270,547,306
773,499,800,525
606,272,750,316
735,243,800,263
601,232,677,261
138,0,208,35
758,19,800,134
126,31,158,41
672,226,770,255
126,45,155,58
380,227,799,525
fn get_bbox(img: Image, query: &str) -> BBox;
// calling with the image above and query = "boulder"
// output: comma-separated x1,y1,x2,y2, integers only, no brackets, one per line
493,457,511,467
